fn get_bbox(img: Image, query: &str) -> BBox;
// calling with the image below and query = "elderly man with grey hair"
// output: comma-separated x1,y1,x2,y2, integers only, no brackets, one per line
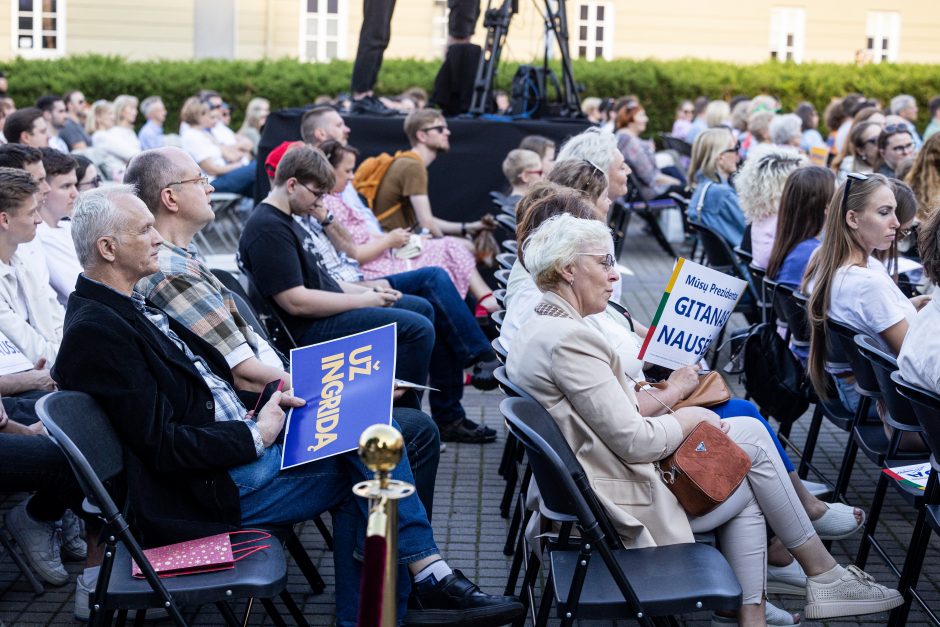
53,185,523,627
554,127,630,201
890,93,923,149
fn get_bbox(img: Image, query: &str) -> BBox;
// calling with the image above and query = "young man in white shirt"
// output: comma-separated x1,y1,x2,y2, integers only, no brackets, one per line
35,95,69,154
38,148,82,306
0,167,64,364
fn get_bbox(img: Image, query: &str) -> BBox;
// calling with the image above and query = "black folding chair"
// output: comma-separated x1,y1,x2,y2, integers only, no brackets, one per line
500,397,741,627
492,337,509,365
852,335,929,573
889,372,940,626
0,517,44,594
685,221,759,367
658,133,693,158
826,320,888,501
494,269,511,289
36,392,307,627
239,266,299,355
502,239,518,254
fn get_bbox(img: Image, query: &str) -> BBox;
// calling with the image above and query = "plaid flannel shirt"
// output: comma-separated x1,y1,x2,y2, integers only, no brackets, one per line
137,242,259,370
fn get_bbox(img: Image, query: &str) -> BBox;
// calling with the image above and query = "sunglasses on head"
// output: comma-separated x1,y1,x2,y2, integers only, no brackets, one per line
841,172,869,211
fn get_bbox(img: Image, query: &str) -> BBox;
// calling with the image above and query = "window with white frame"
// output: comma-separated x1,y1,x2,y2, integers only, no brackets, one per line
769,7,805,63
301,0,347,62
866,11,900,63
574,1,613,61
432,0,449,56
14,0,64,57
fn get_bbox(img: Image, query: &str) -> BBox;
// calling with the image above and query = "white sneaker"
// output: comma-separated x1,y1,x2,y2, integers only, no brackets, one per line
4,500,69,586
804,564,903,619
60,509,87,561
767,560,807,597
74,566,97,622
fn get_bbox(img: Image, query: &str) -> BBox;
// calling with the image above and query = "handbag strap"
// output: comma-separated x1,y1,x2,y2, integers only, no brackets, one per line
624,371,676,415
693,181,713,219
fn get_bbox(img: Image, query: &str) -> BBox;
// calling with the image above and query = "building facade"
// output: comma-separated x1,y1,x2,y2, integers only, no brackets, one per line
4,1,939,65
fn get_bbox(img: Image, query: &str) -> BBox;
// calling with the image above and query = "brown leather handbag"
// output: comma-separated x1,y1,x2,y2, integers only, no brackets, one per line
655,422,751,516
672,371,731,410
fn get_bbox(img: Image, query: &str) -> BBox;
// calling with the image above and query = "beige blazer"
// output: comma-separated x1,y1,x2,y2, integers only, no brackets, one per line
506,291,694,548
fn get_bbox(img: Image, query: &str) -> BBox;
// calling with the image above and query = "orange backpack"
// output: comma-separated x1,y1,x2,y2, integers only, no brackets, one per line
353,150,421,221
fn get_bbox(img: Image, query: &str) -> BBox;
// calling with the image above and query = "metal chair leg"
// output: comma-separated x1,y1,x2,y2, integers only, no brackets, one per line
280,590,311,627
313,515,334,550
286,529,326,595
0,528,44,594
215,601,241,627
260,598,289,627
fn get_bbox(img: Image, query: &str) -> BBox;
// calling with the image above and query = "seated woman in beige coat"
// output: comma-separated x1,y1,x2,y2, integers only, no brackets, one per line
506,213,902,627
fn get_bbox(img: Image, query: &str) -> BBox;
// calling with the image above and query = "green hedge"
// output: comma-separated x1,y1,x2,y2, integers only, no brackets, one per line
5,54,940,135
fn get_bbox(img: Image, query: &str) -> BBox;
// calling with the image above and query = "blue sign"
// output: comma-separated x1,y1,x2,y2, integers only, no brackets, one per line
281,324,396,469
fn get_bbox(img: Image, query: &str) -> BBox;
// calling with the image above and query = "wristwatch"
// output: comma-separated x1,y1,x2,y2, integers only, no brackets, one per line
319,211,335,227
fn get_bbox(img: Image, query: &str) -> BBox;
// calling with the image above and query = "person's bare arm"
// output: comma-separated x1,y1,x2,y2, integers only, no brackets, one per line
198,157,242,177
231,358,290,393
351,229,411,263
0,360,56,395
881,319,910,356
409,195,493,238
272,286,397,318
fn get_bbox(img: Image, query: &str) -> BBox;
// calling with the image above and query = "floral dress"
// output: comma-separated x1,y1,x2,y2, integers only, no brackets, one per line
324,193,476,297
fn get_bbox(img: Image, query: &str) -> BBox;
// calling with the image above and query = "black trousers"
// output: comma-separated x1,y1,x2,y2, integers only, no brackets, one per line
351,0,480,93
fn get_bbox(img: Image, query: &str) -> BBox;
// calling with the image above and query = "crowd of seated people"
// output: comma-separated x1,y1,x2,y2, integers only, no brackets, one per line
2,77,940,627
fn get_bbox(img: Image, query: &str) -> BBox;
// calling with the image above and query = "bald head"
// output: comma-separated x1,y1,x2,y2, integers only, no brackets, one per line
125,147,191,214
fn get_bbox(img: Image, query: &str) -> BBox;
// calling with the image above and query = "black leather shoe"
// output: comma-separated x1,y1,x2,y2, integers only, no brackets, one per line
438,418,496,443
470,357,499,391
351,95,398,116
405,569,524,626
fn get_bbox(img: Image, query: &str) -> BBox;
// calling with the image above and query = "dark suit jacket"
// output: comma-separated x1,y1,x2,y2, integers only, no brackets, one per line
52,275,258,546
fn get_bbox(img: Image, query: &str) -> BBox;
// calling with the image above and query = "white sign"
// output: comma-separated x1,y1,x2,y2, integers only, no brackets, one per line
0,331,34,375
637,258,747,370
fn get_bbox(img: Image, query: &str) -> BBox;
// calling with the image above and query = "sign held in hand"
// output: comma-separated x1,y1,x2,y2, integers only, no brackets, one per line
637,258,746,369
281,324,397,469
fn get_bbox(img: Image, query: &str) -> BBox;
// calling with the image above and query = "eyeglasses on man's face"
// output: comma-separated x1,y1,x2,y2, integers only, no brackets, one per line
296,180,328,200
166,175,210,189
889,141,915,155
576,252,616,269
420,125,448,134
721,143,741,155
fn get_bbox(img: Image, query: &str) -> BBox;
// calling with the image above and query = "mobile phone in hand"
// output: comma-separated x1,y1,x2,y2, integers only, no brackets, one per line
252,379,285,417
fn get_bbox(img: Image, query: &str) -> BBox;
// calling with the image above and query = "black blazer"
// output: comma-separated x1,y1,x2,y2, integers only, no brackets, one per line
53,275,258,546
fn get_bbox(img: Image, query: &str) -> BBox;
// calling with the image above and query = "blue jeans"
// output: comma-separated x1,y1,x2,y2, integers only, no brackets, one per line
388,267,492,426
712,398,795,473
834,375,880,420
211,162,256,196
230,419,438,627
394,407,440,520
297,299,435,396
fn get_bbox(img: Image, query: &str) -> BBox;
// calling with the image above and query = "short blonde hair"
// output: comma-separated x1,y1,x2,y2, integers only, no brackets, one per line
524,213,613,291
689,127,735,185
502,149,541,185
180,97,208,126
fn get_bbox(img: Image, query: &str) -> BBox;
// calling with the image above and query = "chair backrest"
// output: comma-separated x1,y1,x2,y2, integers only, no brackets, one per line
492,337,509,364
496,253,517,271
490,309,506,330
495,214,516,233
501,239,518,254
773,283,811,347
892,371,940,458
733,246,753,267
825,320,881,396
493,288,507,309
854,334,919,430
239,266,298,351
493,365,532,399
689,222,757,301
500,397,609,535
494,269,511,288
659,132,692,157
499,396,623,547
36,392,124,518
210,268,250,303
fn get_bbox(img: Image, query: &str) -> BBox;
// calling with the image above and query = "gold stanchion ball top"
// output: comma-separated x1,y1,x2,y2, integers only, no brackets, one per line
358,424,403,472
